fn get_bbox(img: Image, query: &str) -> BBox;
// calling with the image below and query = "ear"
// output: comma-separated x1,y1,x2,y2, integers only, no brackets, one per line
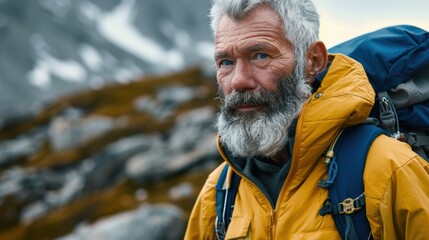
305,41,328,84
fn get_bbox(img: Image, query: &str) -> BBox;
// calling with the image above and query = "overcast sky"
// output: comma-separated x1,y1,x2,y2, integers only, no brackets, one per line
312,0,429,48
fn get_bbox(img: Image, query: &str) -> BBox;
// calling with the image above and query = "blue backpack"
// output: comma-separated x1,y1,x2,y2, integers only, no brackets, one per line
327,25,429,158
215,25,429,240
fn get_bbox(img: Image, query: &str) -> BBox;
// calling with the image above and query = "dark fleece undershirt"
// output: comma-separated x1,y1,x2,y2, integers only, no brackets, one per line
244,156,291,207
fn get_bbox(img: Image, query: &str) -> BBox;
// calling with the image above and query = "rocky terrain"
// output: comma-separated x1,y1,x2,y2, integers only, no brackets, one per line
0,67,221,239
0,0,219,238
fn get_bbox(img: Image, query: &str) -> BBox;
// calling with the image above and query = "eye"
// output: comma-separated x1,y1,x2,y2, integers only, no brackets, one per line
219,59,234,66
255,53,269,60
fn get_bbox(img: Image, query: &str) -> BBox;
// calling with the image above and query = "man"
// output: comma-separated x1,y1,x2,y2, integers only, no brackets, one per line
185,0,429,239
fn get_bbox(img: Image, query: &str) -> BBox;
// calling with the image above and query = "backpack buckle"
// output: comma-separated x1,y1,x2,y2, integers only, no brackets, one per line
339,197,361,214
378,92,400,139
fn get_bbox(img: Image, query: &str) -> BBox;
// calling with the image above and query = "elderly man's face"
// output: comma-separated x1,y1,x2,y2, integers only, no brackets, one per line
214,5,296,108
214,5,311,158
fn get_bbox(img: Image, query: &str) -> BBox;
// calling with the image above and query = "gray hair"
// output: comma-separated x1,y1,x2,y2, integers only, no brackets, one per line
209,0,320,70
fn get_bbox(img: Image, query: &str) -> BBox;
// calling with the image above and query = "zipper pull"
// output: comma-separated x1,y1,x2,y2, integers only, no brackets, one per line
269,210,276,240
270,210,276,224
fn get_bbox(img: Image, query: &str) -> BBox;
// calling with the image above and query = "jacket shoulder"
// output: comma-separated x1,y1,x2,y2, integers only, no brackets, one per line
364,134,425,197
363,134,429,239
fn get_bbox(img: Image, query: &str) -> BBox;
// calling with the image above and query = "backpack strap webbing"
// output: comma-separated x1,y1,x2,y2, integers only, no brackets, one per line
320,124,386,240
215,164,241,240
402,132,429,161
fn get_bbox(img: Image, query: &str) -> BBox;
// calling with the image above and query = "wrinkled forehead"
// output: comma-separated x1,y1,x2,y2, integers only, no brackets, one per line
215,5,285,40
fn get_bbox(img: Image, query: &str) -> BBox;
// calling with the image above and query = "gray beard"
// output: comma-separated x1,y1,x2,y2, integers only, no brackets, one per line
216,67,311,158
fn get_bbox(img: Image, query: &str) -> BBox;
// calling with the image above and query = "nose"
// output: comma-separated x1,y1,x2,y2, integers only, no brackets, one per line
231,61,257,92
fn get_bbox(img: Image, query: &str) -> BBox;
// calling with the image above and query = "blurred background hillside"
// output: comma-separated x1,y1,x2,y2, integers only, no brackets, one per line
0,0,214,127
0,0,217,239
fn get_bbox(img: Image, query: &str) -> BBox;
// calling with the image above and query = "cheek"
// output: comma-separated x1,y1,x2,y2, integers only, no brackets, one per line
217,74,233,95
253,71,279,91
259,61,295,89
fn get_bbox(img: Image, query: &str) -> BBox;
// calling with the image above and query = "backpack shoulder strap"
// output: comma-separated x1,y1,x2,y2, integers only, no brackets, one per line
215,164,241,240
320,124,386,240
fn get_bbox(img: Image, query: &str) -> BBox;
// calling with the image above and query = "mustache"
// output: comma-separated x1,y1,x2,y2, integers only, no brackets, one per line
220,89,276,114
219,76,297,116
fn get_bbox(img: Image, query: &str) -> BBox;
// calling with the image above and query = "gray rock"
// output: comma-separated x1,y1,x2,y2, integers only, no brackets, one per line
125,106,218,181
133,96,157,114
125,132,218,181
21,200,49,224
168,106,216,151
134,188,149,202
79,134,163,194
48,114,115,151
0,129,46,166
134,86,212,119
56,204,186,240
104,134,162,158
157,85,203,103
168,182,194,201
0,167,26,200
45,171,84,208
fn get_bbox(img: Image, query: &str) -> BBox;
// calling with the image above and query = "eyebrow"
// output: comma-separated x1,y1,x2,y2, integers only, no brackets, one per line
214,42,274,60
243,43,272,53
214,51,229,61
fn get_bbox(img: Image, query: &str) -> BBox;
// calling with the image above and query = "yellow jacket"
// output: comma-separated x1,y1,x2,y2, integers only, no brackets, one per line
185,54,429,239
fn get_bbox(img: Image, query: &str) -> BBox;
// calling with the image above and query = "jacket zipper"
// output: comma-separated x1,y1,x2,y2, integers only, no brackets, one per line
269,209,276,240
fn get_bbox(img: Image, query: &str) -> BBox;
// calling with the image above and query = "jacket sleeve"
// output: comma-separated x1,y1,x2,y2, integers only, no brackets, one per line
184,163,225,240
380,155,429,239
